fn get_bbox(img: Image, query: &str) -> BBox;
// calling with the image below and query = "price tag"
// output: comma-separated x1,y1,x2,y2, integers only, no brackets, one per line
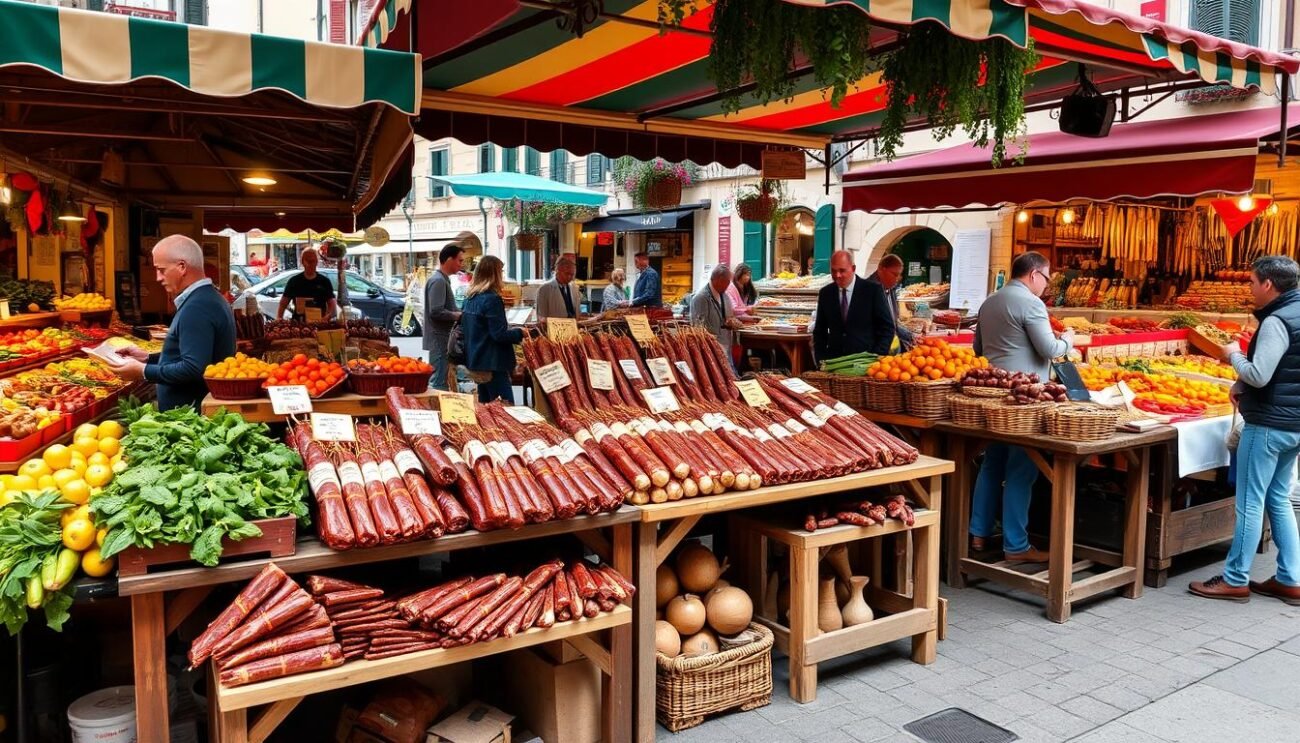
781,377,818,395
534,360,573,393
735,379,772,407
310,412,356,442
587,359,614,390
398,408,442,436
268,385,313,415
546,317,579,343
317,328,345,358
0,300,10,320
618,359,642,381
504,405,545,424
303,306,323,323
625,314,655,345
673,360,695,384
438,392,479,425
640,386,681,413
646,357,677,386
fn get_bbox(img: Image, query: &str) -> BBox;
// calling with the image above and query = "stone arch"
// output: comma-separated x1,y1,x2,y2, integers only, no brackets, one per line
860,214,962,271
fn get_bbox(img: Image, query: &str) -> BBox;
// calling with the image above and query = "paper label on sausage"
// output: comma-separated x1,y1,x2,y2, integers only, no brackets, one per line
689,420,710,435
701,412,724,431
629,418,653,438
767,423,793,439
833,401,859,417
307,461,341,493
574,428,594,446
618,359,642,381
673,421,693,434
750,427,773,443
560,439,585,463
785,419,809,435
814,403,837,421
520,439,549,464
646,357,676,386
535,360,573,393
463,440,490,465
781,377,819,395
674,360,696,384
587,359,615,390
497,441,521,461
610,422,631,438
504,405,545,425
590,422,613,442
485,442,508,467
801,410,826,428
378,460,402,483
336,461,364,489
443,447,465,466
393,449,425,475
360,461,383,484
654,418,675,433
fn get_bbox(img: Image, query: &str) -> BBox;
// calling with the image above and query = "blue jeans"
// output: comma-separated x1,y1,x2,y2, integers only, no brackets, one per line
970,443,1039,554
428,335,450,392
476,371,514,404
1224,423,1300,587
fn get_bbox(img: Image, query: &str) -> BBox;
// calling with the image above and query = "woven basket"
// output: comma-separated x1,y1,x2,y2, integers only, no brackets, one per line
962,385,1011,399
985,402,1053,436
656,622,773,732
949,393,991,427
864,378,905,413
205,376,267,400
905,379,958,419
514,232,542,251
644,178,683,210
830,375,867,409
736,193,776,223
800,371,834,396
347,370,430,396
1045,404,1120,442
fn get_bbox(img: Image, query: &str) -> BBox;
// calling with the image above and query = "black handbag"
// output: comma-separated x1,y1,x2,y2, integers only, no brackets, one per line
447,320,467,364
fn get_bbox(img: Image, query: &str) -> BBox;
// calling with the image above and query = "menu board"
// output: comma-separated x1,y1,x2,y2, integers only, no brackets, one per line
949,228,991,312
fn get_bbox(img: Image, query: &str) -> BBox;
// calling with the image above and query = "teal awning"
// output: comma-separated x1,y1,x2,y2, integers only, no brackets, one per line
429,173,609,206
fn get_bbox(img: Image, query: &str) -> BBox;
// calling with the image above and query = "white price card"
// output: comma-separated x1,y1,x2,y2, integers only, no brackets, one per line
504,405,545,424
646,357,677,386
398,408,442,436
269,385,313,416
781,377,818,395
735,379,772,407
310,412,356,442
587,359,615,390
641,386,681,414
618,359,642,381
535,360,573,393
438,392,479,425
673,360,695,384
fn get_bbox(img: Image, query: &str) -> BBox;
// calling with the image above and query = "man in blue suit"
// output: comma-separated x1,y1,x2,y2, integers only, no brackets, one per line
631,251,661,308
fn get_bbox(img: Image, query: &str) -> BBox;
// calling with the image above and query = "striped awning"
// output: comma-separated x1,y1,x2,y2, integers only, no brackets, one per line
360,0,413,50
0,0,420,114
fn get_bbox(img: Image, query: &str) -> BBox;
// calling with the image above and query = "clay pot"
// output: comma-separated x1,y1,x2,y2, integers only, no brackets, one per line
817,577,843,633
841,576,874,627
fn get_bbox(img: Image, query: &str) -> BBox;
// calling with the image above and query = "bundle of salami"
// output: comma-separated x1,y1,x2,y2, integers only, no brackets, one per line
803,493,918,532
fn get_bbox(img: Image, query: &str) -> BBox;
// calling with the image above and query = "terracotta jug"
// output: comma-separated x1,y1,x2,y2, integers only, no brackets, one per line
823,544,853,606
841,576,874,627
817,577,843,632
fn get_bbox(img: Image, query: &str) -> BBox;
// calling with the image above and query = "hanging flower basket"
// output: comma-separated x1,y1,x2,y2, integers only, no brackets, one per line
644,178,683,210
515,232,543,251
319,238,347,260
737,193,777,223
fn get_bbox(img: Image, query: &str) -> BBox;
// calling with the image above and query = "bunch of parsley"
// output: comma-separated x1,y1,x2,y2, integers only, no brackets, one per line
0,491,73,634
92,401,309,567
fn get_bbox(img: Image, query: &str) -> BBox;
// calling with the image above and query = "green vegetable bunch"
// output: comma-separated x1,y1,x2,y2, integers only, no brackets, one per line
91,402,309,568
0,491,74,635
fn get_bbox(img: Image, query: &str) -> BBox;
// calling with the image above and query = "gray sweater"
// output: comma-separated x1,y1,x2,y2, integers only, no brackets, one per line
973,280,1071,380
422,270,458,350
1230,316,1286,395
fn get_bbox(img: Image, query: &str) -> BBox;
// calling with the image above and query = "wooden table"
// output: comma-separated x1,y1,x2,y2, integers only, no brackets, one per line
855,409,944,458
631,457,954,741
937,421,1175,623
737,329,813,376
116,509,639,743
200,389,438,423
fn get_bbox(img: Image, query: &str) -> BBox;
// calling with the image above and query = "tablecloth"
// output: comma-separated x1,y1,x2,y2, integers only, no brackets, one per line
1173,415,1233,477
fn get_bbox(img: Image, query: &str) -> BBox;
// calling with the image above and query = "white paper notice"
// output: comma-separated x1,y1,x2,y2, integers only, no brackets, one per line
646,357,677,386
949,228,992,312
587,359,615,390
673,360,696,384
781,377,818,395
269,385,313,416
535,360,573,393
310,412,356,442
641,386,681,413
398,408,442,436
504,405,545,424
618,359,643,381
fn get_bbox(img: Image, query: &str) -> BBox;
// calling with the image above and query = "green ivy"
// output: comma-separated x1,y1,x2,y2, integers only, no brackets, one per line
734,179,788,226
497,199,599,234
610,157,700,210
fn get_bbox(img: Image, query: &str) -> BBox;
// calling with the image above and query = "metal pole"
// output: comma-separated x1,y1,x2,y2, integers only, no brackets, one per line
479,197,490,254
1282,74,1291,168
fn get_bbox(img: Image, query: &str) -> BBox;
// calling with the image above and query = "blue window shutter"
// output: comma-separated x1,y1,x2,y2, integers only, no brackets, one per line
429,148,448,198
813,204,835,274
525,148,541,176
1190,0,1259,45
550,151,568,183
743,221,766,277
502,147,519,173
586,154,606,185
478,144,495,173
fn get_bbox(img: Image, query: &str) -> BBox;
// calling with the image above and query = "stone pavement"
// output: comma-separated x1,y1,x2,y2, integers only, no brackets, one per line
660,547,1300,742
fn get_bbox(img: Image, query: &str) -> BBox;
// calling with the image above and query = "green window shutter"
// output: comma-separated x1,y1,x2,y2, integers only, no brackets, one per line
550,150,569,183
813,204,835,274
525,148,541,176
184,0,207,25
586,154,606,186
429,148,448,198
1190,0,1259,45
743,220,766,277
478,144,495,173
502,147,519,173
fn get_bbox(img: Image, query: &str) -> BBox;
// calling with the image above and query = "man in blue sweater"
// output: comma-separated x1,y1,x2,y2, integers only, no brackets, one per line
108,235,236,411
630,251,661,308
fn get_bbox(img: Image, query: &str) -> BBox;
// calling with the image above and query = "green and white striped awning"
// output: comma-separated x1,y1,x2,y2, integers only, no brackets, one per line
0,0,421,114
361,0,413,50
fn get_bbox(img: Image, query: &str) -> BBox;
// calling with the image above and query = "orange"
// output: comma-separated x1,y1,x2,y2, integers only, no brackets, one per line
81,547,115,577
60,478,90,505
43,444,72,471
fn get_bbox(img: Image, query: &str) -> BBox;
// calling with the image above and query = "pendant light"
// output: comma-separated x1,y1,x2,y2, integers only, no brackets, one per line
58,195,86,223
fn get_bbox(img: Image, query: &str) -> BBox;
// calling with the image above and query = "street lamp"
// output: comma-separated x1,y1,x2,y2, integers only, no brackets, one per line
401,188,415,274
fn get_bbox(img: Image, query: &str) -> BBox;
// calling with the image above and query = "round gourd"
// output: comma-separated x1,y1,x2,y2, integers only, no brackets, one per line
665,594,706,635
705,586,753,636
705,579,731,599
655,564,679,608
675,542,721,594
681,629,719,657
655,620,681,658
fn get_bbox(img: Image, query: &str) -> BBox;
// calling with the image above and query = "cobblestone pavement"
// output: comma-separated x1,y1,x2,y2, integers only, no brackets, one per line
661,548,1300,742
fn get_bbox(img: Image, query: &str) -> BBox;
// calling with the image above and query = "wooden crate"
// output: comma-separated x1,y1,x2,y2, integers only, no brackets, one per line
116,517,296,577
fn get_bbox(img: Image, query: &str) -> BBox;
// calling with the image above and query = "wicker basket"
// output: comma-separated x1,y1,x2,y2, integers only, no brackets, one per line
829,375,867,409
644,178,683,210
656,622,773,732
1045,404,1121,442
347,370,430,396
736,193,776,223
514,232,542,251
962,385,1012,399
985,402,1053,436
864,378,905,413
905,379,958,419
205,376,267,400
799,371,834,396
949,393,991,427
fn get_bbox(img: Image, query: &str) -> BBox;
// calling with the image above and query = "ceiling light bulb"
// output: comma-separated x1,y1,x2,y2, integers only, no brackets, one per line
1267,203,1279,216
1238,195,1255,211
1060,209,1075,224
0,185,9,206
1016,210,1028,223
242,174,277,187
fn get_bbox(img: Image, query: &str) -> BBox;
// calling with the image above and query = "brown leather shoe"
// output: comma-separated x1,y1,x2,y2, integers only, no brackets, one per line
1005,547,1050,564
1189,575,1250,603
971,535,988,552
1249,577,1300,606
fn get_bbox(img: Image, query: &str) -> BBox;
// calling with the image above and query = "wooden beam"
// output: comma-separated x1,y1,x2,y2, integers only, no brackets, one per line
655,516,701,566
1069,567,1137,601
249,697,303,743
565,633,613,676
576,529,612,564
1025,448,1055,483
165,585,214,635
0,125,194,141
959,558,1049,596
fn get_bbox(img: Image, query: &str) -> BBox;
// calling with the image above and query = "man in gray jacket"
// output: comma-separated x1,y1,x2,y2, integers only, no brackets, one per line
535,256,582,321
691,265,745,370
970,251,1074,563
423,243,464,391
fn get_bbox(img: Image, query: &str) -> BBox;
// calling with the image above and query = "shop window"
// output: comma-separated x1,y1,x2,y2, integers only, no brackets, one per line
550,150,569,183
586,154,607,185
525,147,542,176
429,147,449,198
1189,0,1259,45
502,147,519,173
478,144,496,173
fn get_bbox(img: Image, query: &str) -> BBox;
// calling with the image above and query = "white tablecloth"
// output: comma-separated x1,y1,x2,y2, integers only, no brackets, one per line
1173,415,1233,477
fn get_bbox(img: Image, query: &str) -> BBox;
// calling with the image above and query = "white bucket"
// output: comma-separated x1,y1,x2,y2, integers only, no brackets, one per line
67,686,136,743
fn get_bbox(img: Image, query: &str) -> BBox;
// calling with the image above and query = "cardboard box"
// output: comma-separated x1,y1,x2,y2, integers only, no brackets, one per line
501,648,601,743
427,701,513,743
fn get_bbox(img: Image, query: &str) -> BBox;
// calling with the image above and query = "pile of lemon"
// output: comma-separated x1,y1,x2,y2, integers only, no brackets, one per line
54,293,112,312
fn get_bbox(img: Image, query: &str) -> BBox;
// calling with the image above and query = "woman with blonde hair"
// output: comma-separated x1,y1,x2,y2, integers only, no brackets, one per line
603,268,629,311
462,256,523,403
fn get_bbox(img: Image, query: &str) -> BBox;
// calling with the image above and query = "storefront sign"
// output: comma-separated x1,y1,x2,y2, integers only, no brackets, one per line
105,3,176,20
718,217,731,267
1139,0,1165,21
762,150,807,180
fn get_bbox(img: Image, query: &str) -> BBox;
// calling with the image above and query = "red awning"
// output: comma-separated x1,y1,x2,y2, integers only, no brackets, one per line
842,106,1295,212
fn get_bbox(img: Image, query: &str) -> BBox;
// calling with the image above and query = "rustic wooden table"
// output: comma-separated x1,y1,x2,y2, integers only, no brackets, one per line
116,509,639,743
737,330,813,376
630,456,955,741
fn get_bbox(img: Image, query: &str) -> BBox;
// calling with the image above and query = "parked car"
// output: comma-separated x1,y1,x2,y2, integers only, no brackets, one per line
237,269,420,336
229,265,268,295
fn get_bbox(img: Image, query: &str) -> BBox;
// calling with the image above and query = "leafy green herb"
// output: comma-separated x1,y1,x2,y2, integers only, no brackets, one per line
0,490,74,634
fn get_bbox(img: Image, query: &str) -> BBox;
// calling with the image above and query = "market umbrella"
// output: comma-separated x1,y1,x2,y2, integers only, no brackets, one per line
425,172,609,256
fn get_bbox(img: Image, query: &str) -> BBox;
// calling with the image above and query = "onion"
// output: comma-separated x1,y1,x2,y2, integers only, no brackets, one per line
681,629,719,657
655,565,679,608
666,594,706,635
705,579,731,600
655,620,681,658
705,586,753,636
675,542,721,594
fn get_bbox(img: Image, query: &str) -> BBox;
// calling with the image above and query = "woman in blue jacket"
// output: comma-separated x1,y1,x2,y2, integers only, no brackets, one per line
462,256,523,403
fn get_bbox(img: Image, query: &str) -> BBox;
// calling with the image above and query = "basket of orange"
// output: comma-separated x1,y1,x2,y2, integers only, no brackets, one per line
204,353,278,400
263,354,347,398
345,356,433,396
867,339,989,419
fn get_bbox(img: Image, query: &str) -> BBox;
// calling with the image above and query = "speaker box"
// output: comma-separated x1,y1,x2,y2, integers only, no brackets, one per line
1059,93,1116,138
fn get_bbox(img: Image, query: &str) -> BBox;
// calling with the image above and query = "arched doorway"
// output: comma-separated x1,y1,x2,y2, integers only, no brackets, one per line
772,207,815,276
871,226,953,288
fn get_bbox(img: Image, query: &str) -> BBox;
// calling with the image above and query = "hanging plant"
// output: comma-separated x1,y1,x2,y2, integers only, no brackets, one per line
611,157,699,210
496,200,599,235
734,179,787,224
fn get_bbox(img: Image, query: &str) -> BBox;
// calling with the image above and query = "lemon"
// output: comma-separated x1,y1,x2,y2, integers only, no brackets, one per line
52,469,78,489
95,527,107,548
0,475,14,490
0,491,15,507
87,452,109,467
74,423,99,440
97,420,124,440
61,504,90,527
62,519,95,550
42,444,72,471
36,475,54,490
10,475,36,492
72,437,99,458
69,459,87,477
97,437,120,458
81,547,114,577
84,464,112,489
19,459,51,480
60,479,90,505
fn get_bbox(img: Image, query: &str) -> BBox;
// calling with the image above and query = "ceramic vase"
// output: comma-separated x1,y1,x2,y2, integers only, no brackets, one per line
817,577,843,632
841,576,874,627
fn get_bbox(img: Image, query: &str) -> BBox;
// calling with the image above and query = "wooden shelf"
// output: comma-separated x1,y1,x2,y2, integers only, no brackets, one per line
740,509,938,549
200,389,439,423
216,605,631,711
0,312,60,329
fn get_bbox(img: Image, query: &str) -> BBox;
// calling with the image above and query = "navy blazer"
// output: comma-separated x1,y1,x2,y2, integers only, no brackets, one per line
147,283,236,411
813,276,895,361
462,291,523,373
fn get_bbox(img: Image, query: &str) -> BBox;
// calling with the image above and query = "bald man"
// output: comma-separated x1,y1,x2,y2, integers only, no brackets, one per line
813,250,895,362
108,235,236,410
